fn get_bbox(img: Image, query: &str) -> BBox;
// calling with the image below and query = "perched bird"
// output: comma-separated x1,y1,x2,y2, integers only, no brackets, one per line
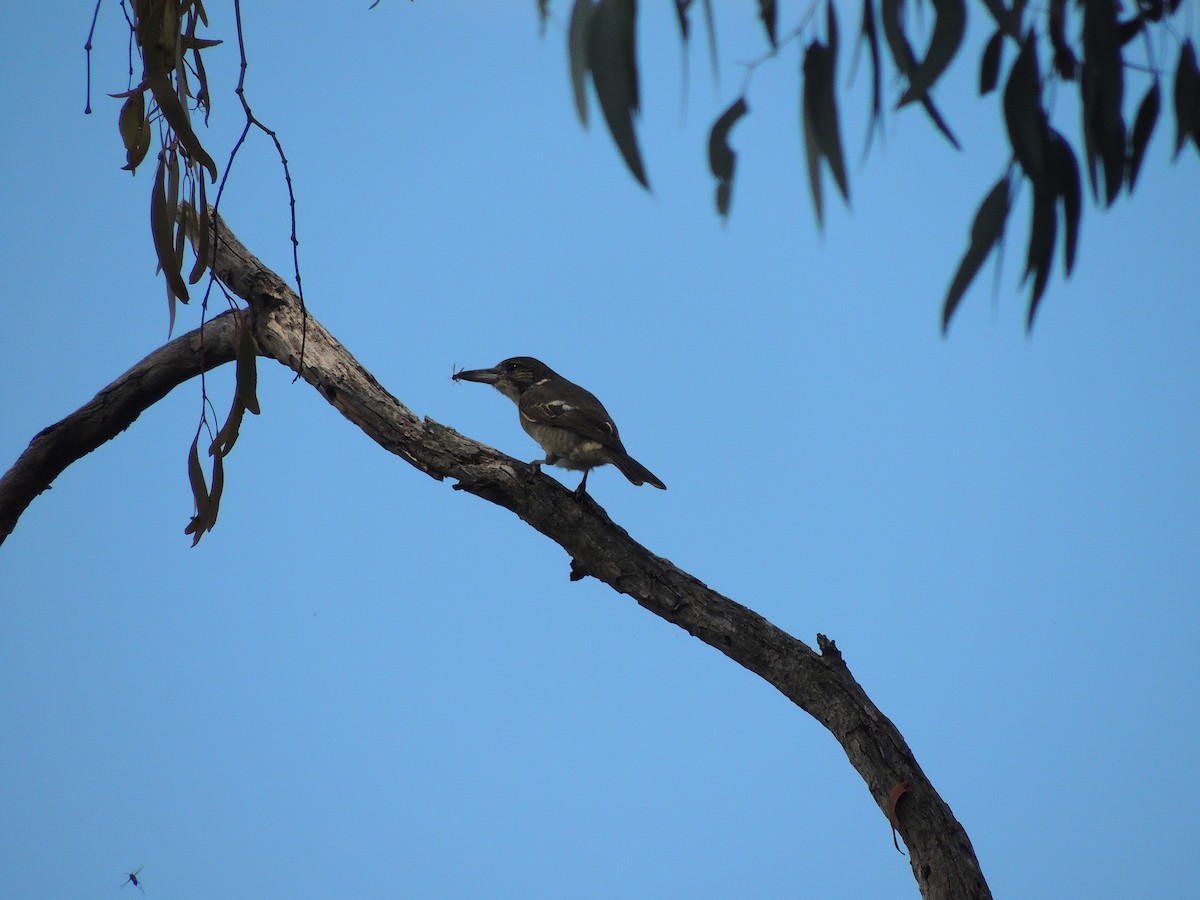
453,356,665,497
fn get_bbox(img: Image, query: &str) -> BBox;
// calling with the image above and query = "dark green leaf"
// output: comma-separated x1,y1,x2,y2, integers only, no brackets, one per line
1173,41,1200,158
1023,180,1058,330
979,29,1003,96
802,38,850,227
205,439,225,536
1128,81,1160,189
1048,130,1081,276
802,44,826,228
1081,0,1126,205
756,0,777,47
179,36,221,52
1117,17,1144,46
942,176,1009,331
586,0,648,188
1004,35,1048,180
235,318,261,415
126,117,152,173
880,0,911,77
899,0,965,106
212,397,245,459
880,0,959,147
184,433,210,544
173,194,188,285
149,153,190,304
1049,0,1077,79
568,0,595,127
118,91,145,161
188,178,209,284
165,149,181,241
715,182,732,218
821,11,847,202
673,0,690,44
707,97,749,219
918,92,960,149
978,0,1020,38
858,0,884,157
144,65,217,181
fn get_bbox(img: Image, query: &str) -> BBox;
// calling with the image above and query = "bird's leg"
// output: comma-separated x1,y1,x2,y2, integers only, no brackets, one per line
573,469,590,499
530,453,556,475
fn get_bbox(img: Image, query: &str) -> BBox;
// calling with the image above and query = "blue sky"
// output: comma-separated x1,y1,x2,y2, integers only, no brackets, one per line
1,3,1197,898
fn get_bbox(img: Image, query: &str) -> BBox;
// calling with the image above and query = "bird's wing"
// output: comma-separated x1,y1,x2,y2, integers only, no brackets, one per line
520,389,624,449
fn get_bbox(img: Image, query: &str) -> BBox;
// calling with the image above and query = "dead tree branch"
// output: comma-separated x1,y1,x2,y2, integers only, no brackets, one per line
0,312,240,542
0,211,990,899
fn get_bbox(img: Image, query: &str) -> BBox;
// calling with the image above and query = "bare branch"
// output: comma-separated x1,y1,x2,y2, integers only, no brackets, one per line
198,210,992,900
0,312,241,544
2,209,990,898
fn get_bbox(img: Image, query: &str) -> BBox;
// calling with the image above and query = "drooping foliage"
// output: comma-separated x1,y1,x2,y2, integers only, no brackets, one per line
553,0,1200,330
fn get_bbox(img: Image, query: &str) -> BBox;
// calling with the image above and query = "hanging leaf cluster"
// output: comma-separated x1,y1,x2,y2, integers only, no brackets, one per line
111,0,221,331
185,314,261,546
548,0,1200,330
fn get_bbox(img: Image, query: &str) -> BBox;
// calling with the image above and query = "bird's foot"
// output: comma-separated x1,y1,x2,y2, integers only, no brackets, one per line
573,471,590,501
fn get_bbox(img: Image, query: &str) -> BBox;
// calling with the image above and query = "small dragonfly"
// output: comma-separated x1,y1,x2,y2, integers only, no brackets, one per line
120,867,145,894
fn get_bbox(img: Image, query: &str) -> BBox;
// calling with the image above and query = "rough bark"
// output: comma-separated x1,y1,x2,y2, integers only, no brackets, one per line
0,211,991,899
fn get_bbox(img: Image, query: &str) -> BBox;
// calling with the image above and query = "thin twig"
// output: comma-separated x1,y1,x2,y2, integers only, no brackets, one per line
83,0,104,114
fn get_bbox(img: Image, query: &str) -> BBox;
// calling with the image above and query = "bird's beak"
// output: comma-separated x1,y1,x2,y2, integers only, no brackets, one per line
453,365,502,385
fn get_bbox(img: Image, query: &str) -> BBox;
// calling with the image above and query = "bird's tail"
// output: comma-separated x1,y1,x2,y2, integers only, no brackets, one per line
611,450,666,490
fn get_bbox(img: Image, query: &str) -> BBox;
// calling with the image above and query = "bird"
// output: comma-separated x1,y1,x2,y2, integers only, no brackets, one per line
453,356,665,497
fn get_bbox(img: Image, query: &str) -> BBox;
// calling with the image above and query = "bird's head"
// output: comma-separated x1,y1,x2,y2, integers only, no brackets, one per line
453,357,557,402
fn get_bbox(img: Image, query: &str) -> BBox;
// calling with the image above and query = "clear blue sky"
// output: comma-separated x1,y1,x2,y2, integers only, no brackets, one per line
2,3,1197,898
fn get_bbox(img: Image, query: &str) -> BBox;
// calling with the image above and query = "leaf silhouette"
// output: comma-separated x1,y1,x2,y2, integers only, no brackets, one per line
1173,41,1200,158
978,0,1021,38
568,0,595,127
1128,81,1160,190
144,66,218,181
1080,0,1126,205
942,175,1009,331
802,36,849,229
880,0,960,147
880,0,911,78
756,0,778,47
586,0,648,188
857,0,884,157
118,91,146,167
899,0,966,107
235,319,262,416
1023,179,1058,330
1049,0,1078,79
1048,131,1081,277
708,97,749,219
184,433,211,545
1004,35,1049,180
188,179,209,284
149,153,189,304
979,29,1003,96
